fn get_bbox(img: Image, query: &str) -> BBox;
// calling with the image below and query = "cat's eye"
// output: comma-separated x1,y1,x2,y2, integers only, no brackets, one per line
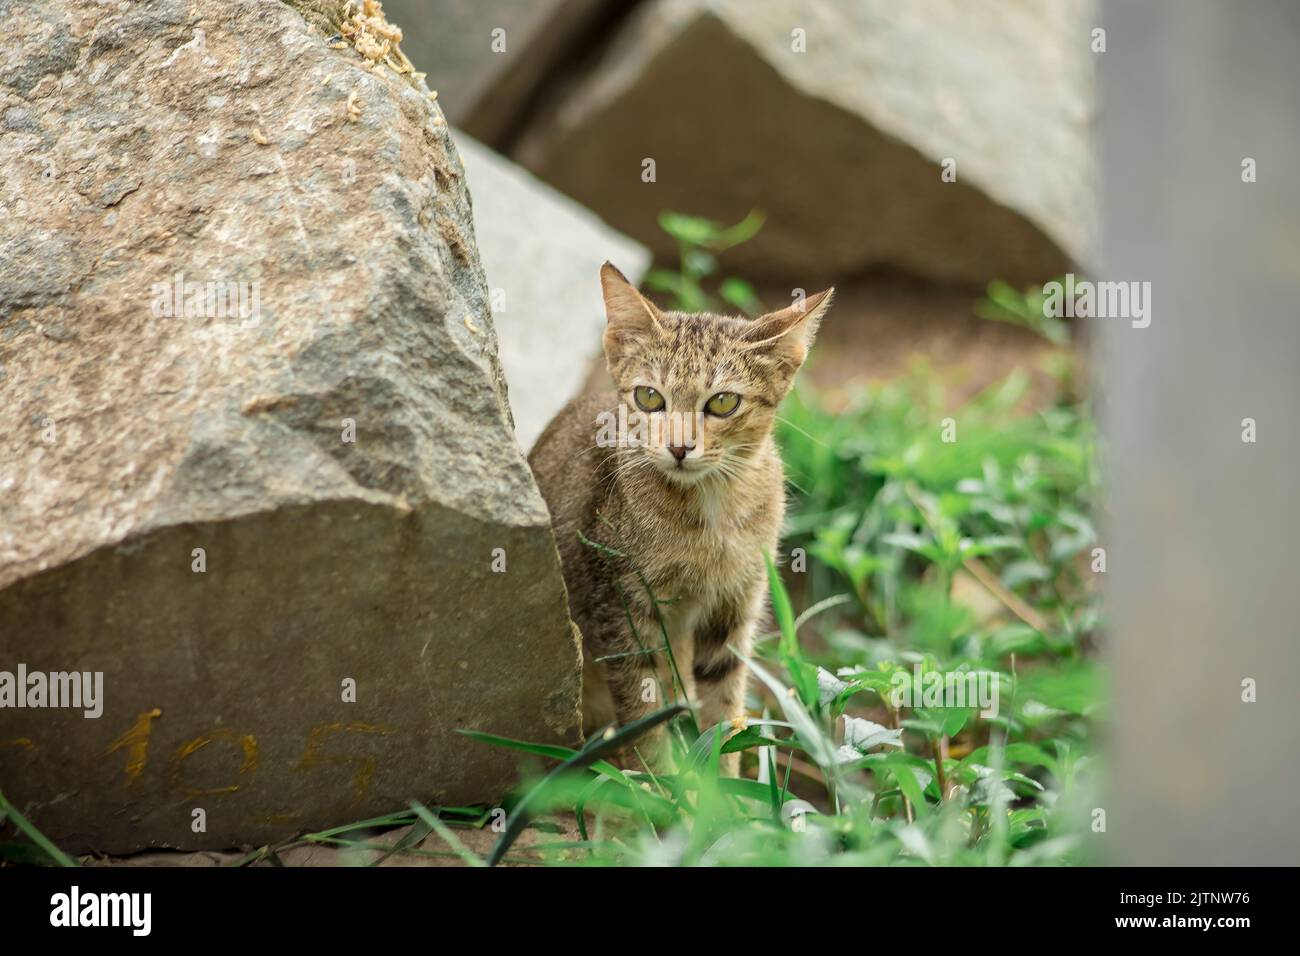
705,392,741,417
633,385,665,412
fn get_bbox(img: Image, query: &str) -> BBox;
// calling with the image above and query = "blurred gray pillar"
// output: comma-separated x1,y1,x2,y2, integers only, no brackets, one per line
1100,1,1300,864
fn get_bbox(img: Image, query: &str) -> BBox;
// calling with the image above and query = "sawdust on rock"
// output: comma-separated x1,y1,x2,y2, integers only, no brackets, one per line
285,0,429,90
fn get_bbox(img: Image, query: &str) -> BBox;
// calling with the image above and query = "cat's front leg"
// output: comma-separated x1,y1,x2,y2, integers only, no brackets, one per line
692,597,759,776
596,612,685,770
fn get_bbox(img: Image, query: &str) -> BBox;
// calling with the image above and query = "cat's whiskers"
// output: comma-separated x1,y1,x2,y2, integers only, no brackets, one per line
527,265,833,770
708,444,761,481
587,442,648,501
609,447,663,491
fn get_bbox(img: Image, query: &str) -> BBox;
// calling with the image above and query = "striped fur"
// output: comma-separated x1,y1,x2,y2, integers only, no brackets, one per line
528,264,832,772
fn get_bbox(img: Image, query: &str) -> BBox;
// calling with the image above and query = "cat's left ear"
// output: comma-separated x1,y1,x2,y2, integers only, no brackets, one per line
742,288,835,371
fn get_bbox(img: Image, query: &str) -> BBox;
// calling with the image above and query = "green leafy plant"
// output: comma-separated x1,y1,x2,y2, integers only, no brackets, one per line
644,209,766,315
976,278,1071,346
447,367,1103,866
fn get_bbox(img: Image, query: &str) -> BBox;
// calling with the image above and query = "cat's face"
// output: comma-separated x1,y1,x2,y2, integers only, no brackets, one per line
599,263,833,485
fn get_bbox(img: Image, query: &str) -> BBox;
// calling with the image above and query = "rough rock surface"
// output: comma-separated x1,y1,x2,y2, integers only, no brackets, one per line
380,0,611,144
455,131,650,452
513,0,1097,285
0,0,581,854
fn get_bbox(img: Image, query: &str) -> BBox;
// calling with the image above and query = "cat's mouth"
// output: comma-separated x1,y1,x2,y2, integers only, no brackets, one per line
654,453,712,483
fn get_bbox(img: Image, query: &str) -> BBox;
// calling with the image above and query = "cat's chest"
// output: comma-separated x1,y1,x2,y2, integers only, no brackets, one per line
611,461,784,613
645,507,772,610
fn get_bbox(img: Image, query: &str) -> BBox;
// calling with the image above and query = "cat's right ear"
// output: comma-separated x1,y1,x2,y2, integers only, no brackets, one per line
601,262,663,364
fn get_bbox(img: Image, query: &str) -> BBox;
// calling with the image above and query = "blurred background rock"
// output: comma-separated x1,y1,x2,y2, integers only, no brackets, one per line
391,0,1097,427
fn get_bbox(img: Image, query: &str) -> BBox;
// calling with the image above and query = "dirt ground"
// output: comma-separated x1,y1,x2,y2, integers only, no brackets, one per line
84,819,584,868
787,274,1077,409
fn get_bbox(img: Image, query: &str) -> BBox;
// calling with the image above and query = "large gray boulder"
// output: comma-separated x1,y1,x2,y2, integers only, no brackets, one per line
0,0,580,855
512,0,1098,285
454,132,650,452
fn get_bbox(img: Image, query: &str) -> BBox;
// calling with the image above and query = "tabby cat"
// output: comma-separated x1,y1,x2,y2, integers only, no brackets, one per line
528,263,833,772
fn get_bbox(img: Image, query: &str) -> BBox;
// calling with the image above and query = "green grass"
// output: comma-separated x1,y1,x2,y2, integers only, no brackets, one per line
462,364,1104,866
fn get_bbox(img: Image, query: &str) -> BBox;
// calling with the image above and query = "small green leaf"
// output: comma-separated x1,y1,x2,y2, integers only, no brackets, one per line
719,277,763,316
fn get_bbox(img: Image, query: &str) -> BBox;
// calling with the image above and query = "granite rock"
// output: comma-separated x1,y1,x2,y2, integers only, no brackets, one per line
0,0,581,854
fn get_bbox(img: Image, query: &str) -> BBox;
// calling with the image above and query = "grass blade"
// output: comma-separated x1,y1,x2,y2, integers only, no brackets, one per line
410,802,486,868
485,704,686,867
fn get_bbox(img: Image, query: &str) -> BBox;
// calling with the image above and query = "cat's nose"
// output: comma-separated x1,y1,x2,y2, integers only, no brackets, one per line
668,444,690,461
